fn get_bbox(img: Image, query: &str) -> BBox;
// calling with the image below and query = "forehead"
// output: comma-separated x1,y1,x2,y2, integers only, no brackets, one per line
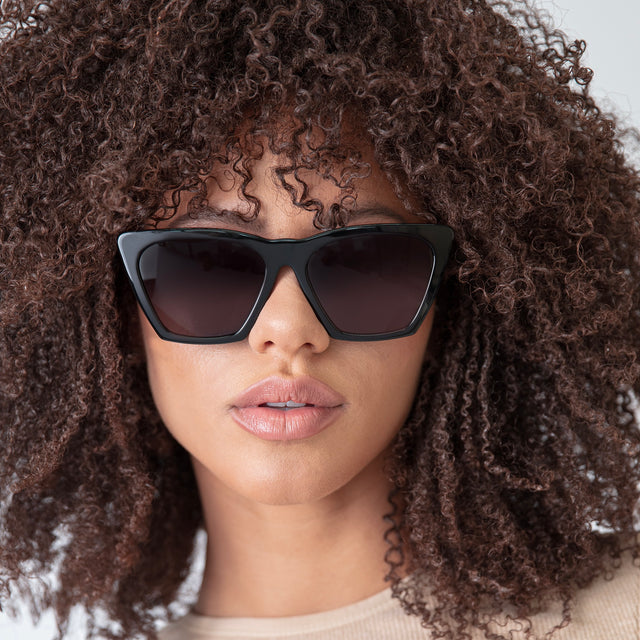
157,131,423,232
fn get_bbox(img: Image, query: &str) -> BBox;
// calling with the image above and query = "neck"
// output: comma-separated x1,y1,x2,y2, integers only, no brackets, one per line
192,454,399,618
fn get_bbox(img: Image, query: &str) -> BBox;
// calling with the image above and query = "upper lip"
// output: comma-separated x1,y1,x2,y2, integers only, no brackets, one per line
231,376,346,409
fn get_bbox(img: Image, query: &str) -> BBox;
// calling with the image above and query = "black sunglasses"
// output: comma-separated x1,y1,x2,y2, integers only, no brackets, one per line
117,223,453,344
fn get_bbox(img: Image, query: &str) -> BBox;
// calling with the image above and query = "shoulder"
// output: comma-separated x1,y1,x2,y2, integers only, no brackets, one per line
527,552,640,639
157,556,640,640
157,614,203,640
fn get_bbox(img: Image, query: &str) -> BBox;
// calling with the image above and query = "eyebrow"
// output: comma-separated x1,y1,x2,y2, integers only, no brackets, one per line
165,204,407,229
346,206,407,224
166,205,265,230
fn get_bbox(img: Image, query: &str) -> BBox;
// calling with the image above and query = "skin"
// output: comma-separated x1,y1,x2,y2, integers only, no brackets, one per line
138,144,436,617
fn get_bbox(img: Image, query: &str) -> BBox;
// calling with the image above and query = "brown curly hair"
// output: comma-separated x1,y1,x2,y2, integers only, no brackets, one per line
1,0,639,638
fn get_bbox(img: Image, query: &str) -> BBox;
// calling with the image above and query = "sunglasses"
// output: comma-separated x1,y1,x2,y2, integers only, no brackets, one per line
117,223,453,344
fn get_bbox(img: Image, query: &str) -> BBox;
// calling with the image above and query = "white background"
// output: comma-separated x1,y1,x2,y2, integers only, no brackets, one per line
1,1,639,638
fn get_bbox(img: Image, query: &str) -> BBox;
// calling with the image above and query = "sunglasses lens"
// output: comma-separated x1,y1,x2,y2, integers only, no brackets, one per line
138,238,265,337
307,232,435,335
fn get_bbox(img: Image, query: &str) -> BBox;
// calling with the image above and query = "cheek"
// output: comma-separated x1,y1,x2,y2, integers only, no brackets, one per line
351,336,427,430
138,312,232,441
139,311,186,414
143,340,192,424
341,313,434,445
365,309,433,394
379,316,432,408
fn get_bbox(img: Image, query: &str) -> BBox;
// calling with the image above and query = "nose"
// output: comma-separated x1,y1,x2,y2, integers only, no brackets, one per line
247,267,331,356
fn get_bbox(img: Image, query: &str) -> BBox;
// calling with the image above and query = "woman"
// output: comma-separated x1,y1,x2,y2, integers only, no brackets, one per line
1,1,638,639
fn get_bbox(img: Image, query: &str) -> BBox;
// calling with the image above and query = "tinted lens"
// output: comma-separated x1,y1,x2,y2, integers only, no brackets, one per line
138,238,265,337
307,232,434,334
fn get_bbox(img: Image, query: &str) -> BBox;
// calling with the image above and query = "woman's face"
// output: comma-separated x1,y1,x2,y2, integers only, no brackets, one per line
138,146,435,506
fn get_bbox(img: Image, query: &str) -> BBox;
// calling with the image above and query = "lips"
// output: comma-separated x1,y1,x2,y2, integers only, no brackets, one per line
230,376,346,441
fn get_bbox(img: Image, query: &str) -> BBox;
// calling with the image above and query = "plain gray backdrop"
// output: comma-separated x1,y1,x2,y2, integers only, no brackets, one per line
1,0,639,638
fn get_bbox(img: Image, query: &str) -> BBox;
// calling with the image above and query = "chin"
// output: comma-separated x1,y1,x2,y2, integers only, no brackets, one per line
230,462,351,506
192,442,388,508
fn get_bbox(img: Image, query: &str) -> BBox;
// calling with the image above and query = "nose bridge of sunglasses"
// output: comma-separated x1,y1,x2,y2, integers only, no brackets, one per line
270,264,305,294
254,239,327,325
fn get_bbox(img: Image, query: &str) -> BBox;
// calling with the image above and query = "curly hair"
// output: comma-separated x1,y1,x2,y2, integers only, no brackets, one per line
1,0,639,638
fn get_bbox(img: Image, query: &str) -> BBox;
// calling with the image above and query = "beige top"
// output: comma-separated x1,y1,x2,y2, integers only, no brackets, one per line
158,557,640,639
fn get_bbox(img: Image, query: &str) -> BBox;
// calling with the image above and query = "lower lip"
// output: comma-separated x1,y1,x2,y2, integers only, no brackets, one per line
230,406,343,441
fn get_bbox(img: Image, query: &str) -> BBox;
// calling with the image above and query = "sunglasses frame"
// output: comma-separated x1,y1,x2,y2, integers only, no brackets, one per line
117,223,454,344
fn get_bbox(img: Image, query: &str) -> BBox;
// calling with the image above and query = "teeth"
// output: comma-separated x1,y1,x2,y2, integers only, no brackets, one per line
264,401,309,409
